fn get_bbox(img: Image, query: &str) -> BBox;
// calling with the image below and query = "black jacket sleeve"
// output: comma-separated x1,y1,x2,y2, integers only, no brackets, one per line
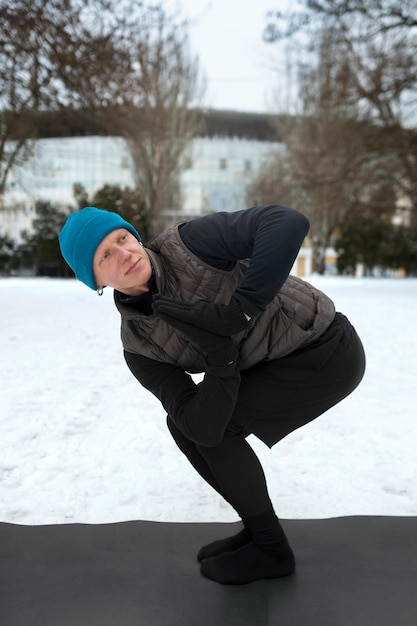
124,350,241,447
179,204,310,316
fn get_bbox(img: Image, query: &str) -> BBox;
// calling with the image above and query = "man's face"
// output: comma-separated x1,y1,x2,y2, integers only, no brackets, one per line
93,228,152,296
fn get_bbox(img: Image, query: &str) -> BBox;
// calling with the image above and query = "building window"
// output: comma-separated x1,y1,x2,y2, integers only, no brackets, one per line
219,158,227,170
244,160,252,173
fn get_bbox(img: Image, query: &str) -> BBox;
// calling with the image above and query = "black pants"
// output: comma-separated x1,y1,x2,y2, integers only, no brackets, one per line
167,313,366,520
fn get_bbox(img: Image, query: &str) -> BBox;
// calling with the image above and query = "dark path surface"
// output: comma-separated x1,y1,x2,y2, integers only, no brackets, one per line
1,516,416,626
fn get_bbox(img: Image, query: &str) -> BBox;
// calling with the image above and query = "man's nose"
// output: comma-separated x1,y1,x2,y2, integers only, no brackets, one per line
114,245,131,261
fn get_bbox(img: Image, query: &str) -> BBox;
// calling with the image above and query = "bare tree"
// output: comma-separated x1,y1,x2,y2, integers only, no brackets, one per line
95,5,204,239
263,0,417,220
264,1,417,42
0,0,128,203
253,29,379,272
1,1,204,240
306,0,417,31
344,29,417,218
247,152,296,209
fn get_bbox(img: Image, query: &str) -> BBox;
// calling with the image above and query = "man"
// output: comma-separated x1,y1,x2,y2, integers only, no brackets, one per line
59,204,365,585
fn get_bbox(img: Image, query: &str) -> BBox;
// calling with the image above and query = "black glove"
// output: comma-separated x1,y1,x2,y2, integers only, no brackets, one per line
152,295,249,336
154,306,238,371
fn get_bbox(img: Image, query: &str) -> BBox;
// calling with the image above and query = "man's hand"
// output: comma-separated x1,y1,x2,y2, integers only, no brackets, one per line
152,295,249,336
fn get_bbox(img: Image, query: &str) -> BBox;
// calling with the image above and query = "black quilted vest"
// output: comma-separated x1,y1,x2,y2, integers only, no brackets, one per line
114,224,336,372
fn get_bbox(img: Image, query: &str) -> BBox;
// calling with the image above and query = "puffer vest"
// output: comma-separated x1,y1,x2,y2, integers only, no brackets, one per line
114,224,336,372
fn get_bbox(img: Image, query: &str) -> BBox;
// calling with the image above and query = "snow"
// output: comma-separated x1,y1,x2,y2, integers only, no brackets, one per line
1,276,416,525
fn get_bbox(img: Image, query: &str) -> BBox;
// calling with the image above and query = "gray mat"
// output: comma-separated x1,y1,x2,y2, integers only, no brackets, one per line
1,516,416,626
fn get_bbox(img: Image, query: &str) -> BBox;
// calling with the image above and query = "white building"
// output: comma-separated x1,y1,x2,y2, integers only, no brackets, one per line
2,136,135,241
179,136,281,216
1,134,282,239
0,110,312,276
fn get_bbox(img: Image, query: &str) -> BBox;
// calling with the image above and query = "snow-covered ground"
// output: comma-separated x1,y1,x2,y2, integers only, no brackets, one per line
1,276,416,525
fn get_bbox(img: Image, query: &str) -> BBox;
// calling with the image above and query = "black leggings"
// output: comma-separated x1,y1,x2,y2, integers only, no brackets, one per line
167,418,272,518
167,313,366,520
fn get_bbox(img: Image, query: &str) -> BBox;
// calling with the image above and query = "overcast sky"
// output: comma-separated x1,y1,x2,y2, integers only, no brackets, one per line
174,0,292,114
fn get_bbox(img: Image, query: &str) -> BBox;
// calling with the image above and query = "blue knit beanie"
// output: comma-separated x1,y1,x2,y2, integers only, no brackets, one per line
59,207,141,290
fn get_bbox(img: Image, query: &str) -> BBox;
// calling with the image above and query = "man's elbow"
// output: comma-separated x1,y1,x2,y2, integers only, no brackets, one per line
294,209,310,236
